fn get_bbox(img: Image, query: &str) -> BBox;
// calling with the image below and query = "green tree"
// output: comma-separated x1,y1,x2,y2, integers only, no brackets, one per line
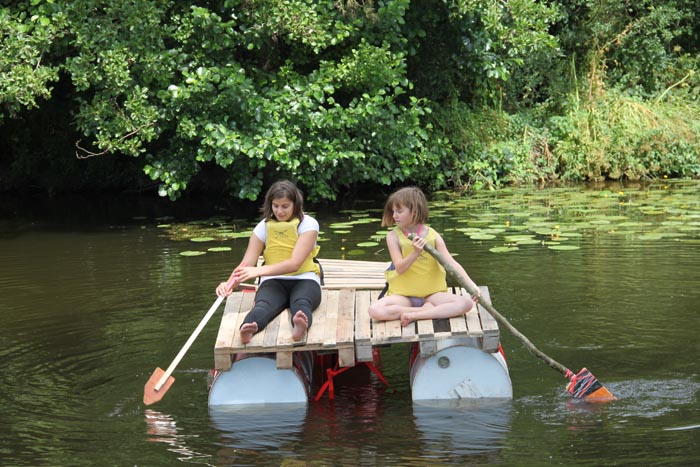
0,2,64,120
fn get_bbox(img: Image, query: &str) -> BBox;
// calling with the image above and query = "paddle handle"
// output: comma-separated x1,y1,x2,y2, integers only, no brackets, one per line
154,276,237,391
409,234,570,376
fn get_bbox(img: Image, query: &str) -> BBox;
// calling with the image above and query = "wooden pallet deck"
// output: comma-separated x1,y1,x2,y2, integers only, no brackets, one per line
214,259,500,371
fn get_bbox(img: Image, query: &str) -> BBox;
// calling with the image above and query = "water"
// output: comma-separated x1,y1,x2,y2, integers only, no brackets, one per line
1,182,699,466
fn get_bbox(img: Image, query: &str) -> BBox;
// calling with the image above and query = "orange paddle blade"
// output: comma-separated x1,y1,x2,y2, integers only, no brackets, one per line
583,385,616,403
566,367,616,403
143,367,176,405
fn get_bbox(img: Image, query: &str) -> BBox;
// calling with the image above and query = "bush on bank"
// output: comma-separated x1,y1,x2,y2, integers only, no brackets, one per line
1,1,699,201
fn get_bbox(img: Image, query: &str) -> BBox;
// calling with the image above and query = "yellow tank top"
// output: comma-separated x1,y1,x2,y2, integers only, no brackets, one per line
263,218,320,276
386,226,447,297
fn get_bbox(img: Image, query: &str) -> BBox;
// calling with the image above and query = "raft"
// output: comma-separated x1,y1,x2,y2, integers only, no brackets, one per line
209,258,512,405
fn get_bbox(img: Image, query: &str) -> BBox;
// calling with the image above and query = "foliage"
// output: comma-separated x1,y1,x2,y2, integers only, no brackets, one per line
548,88,700,181
1,0,700,201
4,0,451,201
555,0,700,98
405,0,560,107
0,2,65,119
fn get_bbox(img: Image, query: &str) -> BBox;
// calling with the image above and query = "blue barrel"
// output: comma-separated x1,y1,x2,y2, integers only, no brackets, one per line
209,352,314,406
409,338,513,400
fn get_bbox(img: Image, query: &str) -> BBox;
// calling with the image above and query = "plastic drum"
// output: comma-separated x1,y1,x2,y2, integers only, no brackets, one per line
209,352,313,406
409,339,513,400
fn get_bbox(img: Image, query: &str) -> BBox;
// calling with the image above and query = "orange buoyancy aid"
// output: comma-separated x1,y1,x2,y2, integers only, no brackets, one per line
263,218,320,276
385,226,447,297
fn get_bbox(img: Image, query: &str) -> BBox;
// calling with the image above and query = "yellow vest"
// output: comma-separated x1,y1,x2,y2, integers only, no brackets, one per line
263,218,320,276
386,226,447,297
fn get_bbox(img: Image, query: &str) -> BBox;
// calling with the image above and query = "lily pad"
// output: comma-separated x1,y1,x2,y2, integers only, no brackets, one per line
489,246,519,253
547,245,581,251
190,237,216,242
638,234,664,240
515,239,541,245
220,231,253,239
504,234,536,242
469,234,497,240
208,247,232,252
357,241,379,247
180,251,207,256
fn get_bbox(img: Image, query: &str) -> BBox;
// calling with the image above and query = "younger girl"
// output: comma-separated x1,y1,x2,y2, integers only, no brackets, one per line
216,180,322,344
368,187,480,326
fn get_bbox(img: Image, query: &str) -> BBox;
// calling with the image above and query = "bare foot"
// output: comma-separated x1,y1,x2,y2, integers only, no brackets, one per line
400,312,416,327
292,311,309,342
400,302,434,326
239,322,258,344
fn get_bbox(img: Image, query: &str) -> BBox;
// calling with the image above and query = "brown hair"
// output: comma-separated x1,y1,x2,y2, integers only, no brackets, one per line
261,180,305,222
381,186,428,227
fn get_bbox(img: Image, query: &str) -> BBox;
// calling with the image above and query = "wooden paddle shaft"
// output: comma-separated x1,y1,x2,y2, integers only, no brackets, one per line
155,294,226,391
154,272,239,391
409,234,570,376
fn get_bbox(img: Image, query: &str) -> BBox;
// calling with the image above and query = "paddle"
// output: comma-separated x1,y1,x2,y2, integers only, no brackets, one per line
143,272,241,405
408,233,616,402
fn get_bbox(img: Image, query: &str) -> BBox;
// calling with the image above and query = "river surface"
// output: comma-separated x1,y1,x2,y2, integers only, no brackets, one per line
1,181,699,466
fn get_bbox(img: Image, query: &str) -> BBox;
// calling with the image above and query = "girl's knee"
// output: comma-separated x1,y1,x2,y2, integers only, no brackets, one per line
462,296,474,313
367,303,382,319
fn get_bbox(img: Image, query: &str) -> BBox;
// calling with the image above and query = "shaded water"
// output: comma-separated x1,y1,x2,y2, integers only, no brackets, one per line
1,181,699,466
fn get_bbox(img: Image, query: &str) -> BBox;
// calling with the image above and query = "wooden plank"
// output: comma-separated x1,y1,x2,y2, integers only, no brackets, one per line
465,308,483,336
215,292,243,368
448,288,470,336
217,291,244,347
420,339,437,357
305,290,328,347
356,344,373,362
478,286,500,352
322,290,340,347
338,347,356,367
370,289,388,344
276,351,293,369
316,258,388,289
274,309,294,348
385,317,404,342
319,258,390,269
262,313,282,347
336,289,355,346
371,318,387,343
416,317,435,338
354,290,372,343
233,292,256,348
401,320,417,340
247,314,267,348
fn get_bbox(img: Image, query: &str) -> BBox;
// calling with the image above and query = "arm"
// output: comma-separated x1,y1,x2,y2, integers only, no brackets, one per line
233,230,318,282
215,234,265,296
387,230,425,275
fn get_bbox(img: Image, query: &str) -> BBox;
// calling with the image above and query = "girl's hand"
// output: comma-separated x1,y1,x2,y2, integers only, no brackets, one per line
471,288,481,304
233,265,261,282
216,281,234,297
411,235,426,252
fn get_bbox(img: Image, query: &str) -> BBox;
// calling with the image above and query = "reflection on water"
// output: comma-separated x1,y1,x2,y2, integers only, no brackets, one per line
209,404,307,454
145,410,211,464
412,399,512,456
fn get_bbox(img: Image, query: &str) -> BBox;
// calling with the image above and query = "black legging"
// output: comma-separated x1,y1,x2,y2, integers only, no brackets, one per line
242,278,322,331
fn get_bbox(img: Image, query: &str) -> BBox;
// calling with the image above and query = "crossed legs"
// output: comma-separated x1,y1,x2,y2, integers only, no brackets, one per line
368,292,474,327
